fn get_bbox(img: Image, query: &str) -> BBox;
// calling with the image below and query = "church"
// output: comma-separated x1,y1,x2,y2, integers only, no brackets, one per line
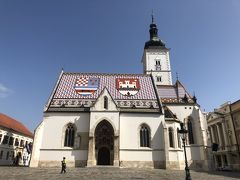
30,17,209,170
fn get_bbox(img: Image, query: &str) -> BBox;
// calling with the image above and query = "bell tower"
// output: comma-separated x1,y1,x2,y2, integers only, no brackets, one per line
142,15,172,85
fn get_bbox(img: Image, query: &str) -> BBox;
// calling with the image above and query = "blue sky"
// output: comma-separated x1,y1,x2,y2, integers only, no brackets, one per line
0,0,240,131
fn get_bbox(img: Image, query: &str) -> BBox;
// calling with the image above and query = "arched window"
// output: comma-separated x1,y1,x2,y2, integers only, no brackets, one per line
64,123,75,147
177,128,181,148
187,119,194,144
168,127,174,148
104,96,108,109
140,124,150,147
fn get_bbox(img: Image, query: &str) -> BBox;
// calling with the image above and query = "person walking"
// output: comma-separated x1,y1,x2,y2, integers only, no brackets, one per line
61,157,66,174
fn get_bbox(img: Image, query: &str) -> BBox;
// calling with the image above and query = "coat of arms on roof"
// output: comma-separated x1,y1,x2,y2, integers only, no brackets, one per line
74,77,99,95
116,78,140,96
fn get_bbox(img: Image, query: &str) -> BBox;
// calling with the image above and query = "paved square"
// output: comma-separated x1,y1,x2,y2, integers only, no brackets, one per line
0,167,240,180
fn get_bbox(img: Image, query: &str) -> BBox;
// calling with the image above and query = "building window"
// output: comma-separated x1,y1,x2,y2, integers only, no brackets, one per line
9,137,14,146
0,151,3,159
168,127,174,148
11,151,14,160
177,128,181,148
104,96,108,109
187,119,194,144
64,123,75,147
6,151,9,160
15,138,19,146
20,140,24,147
2,135,9,144
140,124,150,147
156,76,162,82
155,60,161,70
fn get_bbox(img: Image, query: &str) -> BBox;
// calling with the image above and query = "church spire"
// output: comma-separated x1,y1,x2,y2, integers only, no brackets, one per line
149,13,158,40
144,14,166,49
151,10,154,24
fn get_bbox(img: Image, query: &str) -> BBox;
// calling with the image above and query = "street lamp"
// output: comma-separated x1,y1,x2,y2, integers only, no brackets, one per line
178,122,192,180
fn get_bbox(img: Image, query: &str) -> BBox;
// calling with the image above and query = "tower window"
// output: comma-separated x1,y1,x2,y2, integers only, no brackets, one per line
155,60,161,70
104,96,108,109
64,123,75,147
140,124,150,147
156,76,162,82
156,60,161,65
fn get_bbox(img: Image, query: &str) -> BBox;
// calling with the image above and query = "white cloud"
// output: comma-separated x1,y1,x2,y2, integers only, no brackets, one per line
0,83,13,98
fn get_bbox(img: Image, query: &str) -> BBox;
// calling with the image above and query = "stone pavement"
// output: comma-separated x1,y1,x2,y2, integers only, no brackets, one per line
0,167,240,180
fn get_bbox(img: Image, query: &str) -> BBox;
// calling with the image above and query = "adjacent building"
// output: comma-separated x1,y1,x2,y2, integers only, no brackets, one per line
0,113,33,166
207,101,240,171
30,17,209,170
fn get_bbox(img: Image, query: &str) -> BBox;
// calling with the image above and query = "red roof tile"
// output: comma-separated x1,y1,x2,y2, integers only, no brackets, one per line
0,113,33,138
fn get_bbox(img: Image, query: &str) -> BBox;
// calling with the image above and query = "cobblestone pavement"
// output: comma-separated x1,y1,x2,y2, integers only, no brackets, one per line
0,167,240,180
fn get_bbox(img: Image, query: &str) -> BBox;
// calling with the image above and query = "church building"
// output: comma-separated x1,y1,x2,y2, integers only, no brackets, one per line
30,17,209,170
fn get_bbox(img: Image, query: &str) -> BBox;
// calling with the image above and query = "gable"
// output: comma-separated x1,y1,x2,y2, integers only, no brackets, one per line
91,88,118,111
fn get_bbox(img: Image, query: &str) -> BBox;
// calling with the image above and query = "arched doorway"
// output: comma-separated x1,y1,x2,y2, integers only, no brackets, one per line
95,120,114,165
98,147,110,165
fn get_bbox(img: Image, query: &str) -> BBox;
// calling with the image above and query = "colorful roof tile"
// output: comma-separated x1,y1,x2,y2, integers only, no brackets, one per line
157,80,194,104
47,72,160,110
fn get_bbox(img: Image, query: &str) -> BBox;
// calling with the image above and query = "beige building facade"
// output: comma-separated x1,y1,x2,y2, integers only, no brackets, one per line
207,101,240,171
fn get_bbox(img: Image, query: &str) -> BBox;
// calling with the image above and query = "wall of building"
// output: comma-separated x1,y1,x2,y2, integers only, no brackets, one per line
0,127,33,166
119,112,165,168
167,104,208,170
36,112,90,167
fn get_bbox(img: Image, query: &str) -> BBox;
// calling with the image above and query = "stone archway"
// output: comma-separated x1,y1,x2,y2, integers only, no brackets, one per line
95,120,114,165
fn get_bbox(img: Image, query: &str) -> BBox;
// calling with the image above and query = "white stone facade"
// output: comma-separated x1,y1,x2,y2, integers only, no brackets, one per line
142,49,172,85
0,127,33,166
30,19,209,170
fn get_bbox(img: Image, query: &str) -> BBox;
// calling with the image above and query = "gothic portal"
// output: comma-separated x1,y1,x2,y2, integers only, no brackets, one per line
95,120,114,165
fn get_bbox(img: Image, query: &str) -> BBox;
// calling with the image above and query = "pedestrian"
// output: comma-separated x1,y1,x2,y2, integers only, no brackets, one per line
61,157,66,174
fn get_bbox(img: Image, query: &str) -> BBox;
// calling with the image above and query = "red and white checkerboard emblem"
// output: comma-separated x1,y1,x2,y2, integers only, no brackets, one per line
116,78,140,96
74,77,99,95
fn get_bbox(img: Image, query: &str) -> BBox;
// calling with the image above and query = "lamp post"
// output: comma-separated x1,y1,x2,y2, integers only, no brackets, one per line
178,122,192,180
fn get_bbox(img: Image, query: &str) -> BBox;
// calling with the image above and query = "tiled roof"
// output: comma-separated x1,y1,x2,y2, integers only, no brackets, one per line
157,80,194,104
0,113,33,138
48,72,160,110
163,106,177,119
54,73,157,100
